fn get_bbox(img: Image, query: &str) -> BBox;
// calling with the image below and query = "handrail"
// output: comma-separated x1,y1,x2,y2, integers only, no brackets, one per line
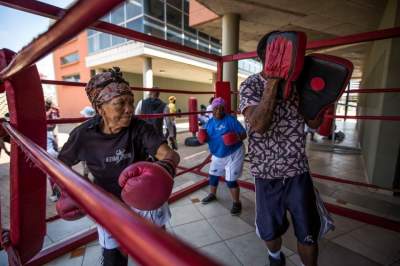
0,0,220,63
221,27,400,62
2,122,221,266
46,111,213,124
41,79,216,95
0,0,124,80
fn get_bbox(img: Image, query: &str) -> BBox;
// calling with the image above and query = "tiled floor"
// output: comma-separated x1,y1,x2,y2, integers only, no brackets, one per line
1,120,400,266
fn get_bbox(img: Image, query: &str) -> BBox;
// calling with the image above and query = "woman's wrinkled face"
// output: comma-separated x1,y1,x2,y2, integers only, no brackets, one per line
213,105,225,120
98,94,134,130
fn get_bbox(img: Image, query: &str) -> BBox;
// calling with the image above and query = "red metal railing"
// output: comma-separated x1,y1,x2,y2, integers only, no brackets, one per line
41,79,216,95
221,27,400,62
2,122,221,266
0,0,220,63
0,0,125,80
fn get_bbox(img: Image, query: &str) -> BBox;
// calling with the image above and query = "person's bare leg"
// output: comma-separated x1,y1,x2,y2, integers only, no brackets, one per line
210,185,217,195
229,187,240,203
265,237,282,253
298,242,318,266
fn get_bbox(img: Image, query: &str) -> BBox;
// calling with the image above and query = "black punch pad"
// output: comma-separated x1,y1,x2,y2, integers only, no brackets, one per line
297,53,353,121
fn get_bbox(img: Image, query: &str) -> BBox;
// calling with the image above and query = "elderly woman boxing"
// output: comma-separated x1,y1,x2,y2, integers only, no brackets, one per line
57,67,180,266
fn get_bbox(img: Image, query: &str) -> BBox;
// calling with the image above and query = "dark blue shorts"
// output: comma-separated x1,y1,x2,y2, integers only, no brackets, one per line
255,172,320,245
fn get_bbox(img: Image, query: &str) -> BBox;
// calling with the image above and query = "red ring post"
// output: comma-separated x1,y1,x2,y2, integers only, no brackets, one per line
1,49,47,264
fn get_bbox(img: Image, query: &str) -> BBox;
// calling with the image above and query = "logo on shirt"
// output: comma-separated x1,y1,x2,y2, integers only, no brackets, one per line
105,148,132,164
216,124,226,131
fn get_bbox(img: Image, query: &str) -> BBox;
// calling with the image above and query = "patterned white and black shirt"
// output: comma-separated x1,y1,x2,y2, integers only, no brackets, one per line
239,73,309,179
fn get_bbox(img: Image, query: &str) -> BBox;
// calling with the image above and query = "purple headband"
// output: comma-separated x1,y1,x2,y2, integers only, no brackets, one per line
211,97,225,108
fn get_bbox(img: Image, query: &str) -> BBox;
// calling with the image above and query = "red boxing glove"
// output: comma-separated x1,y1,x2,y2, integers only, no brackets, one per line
223,132,240,146
197,128,208,144
56,191,86,221
119,162,174,210
263,31,306,99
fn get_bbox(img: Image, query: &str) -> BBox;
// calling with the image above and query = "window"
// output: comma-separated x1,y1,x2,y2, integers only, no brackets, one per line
60,52,79,65
167,5,182,28
198,37,209,53
99,33,111,49
126,1,142,19
112,36,126,46
210,45,221,55
87,29,97,37
198,31,209,40
127,17,144,32
144,0,164,21
144,17,165,38
167,26,182,44
183,0,189,14
167,0,182,9
184,15,196,34
101,14,110,22
62,74,80,82
111,4,125,24
184,33,197,49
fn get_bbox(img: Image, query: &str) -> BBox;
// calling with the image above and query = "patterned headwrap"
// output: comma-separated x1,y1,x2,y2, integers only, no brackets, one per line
85,67,132,110
211,97,225,109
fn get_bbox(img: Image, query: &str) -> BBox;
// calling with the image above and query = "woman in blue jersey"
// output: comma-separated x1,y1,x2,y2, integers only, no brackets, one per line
198,97,247,215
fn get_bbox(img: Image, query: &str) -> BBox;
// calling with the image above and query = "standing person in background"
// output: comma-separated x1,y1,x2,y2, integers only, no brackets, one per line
45,98,61,201
198,97,247,215
135,90,174,143
166,96,178,150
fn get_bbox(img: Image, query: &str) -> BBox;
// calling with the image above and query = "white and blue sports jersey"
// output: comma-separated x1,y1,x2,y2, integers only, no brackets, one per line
204,114,246,158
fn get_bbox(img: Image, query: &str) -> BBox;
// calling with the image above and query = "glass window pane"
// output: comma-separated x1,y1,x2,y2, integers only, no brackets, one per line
87,29,97,37
210,45,221,55
127,17,144,32
112,35,126,46
127,2,142,19
60,52,79,65
167,5,182,28
111,4,125,24
88,37,95,53
99,33,111,49
101,14,110,22
167,0,182,9
184,33,197,49
198,37,209,52
144,17,165,38
184,15,196,34
210,37,220,45
167,27,182,44
183,0,189,13
198,31,209,40
144,0,164,21
62,74,80,82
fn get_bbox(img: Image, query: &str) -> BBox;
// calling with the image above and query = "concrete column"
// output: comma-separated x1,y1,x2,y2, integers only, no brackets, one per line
222,13,240,110
143,57,153,99
211,72,218,90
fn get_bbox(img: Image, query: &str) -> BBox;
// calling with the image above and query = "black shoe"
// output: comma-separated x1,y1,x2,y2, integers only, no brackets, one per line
230,202,242,216
201,193,217,204
102,248,128,266
268,252,286,266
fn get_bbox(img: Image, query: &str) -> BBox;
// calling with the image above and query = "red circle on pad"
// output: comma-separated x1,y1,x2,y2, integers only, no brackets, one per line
310,77,325,91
